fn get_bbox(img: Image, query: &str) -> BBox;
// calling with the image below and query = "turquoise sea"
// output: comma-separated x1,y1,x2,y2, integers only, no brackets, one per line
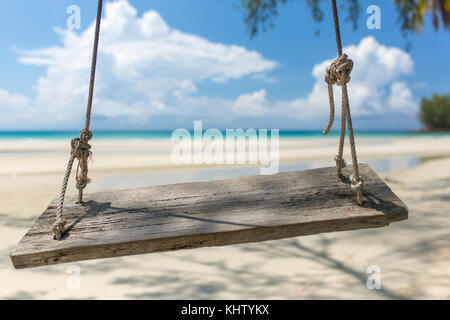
0,130,448,183
0,130,448,140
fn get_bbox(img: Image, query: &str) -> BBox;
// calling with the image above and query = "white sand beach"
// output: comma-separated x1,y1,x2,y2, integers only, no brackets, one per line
0,135,449,299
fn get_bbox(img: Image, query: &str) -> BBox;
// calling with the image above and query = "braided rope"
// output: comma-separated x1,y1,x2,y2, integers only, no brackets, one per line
323,0,364,205
336,85,347,176
52,0,102,240
52,154,75,240
323,54,353,134
75,129,93,203
53,135,93,239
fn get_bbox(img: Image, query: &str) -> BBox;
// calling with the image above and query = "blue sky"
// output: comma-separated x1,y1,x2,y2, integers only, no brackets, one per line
0,0,449,131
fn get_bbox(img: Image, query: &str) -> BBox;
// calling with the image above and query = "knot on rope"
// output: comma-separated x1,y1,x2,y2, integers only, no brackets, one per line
52,0,103,240
334,155,346,169
322,54,354,136
325,54,353,86
71,130,93,197
71,136,91,160
80,129,93,143
350,174,364,191
52,219,67,240
76,170,92,191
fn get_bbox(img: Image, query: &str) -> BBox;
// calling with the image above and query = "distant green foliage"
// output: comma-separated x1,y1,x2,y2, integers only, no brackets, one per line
394,0,450,36
419,94,450,130
240,0,450,38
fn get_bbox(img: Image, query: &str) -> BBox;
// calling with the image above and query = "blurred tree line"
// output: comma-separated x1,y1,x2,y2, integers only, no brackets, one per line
420,94,450,130
240,0,450,38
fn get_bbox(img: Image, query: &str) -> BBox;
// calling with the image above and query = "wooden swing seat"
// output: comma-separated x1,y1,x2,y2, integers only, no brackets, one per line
10,164,408,269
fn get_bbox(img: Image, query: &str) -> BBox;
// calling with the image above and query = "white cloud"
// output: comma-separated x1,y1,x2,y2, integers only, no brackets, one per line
388,82,415,113
0,89,29,107
250,73,278,83
232,89,269,117
306,36,415,117
1,1,419,130
0,89,33,125
3,0,276,129
236,36,418,129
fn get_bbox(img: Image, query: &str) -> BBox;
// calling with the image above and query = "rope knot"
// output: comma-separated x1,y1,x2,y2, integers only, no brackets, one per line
52,0,102,240
70,130,93,197
76,172,92,190
323,54,354,135
71,137,91,160
350,174,364,191
80,129,93,143
70,130,92,160
334,155,346,169
52,219,67,240
325,54,353,86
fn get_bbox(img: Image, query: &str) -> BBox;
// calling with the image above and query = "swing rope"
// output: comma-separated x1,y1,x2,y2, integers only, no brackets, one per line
51,0,363,240
323,0,364,205
52,0,103,240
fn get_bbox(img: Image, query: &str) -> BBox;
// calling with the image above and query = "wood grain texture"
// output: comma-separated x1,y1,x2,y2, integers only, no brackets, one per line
10,164,408,269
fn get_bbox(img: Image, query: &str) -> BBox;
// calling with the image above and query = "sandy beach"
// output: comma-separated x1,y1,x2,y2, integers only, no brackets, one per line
0,135,449,299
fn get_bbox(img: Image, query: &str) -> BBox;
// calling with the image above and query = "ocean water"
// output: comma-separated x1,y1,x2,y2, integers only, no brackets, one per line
0,130,448,140
0,130,438,190
90,156,421,192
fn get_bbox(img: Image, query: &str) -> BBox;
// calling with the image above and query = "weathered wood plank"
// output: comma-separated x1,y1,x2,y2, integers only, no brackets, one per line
10,164,408,269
